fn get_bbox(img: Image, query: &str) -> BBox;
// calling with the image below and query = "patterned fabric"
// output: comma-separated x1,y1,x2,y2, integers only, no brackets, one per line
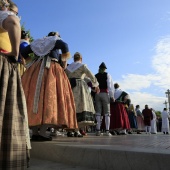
65,64,98,126
30,36,60,56
22,60,78,129
71,79,95,126
73,79,95,114
0,55,27,170
67,62,83,72
18,63,26,76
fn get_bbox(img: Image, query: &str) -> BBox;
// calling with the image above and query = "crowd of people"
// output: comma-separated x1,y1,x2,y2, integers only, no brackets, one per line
0,0,170,169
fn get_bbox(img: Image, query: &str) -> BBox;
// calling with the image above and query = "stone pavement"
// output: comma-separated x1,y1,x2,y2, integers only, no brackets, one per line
29,158,98,170
29,132,170,170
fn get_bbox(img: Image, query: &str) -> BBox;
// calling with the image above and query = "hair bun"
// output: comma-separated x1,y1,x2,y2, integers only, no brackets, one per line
47,31,60,37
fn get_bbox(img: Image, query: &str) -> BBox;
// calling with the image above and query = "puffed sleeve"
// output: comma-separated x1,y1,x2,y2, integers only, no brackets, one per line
54,40,69,53
53,40,70,60
83,65,99,87
20,45,32,59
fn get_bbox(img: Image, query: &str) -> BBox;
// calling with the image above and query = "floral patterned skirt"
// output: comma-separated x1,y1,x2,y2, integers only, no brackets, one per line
22,60,78,129
72,79,95,127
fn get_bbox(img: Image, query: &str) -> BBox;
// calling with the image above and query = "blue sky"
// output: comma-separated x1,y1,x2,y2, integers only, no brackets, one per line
15,0,170,111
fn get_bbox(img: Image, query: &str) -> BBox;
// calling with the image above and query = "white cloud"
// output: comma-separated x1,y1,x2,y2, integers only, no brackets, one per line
114,35,170,111
152,36,170,89
130,92,166,111
119,74,159,91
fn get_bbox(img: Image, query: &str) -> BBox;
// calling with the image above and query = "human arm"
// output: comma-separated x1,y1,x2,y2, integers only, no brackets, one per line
83,65,99,88
107,73,114,98
19,42,29,64
53,40,71,69
53,40,70,60
2,14,21,58
20,45,32,59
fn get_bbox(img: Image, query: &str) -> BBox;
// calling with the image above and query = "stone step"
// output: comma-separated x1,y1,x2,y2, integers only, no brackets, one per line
30,133,170,170
29,158,98,170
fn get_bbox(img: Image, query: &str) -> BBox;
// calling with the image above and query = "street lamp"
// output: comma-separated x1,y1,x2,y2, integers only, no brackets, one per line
165,89,170,111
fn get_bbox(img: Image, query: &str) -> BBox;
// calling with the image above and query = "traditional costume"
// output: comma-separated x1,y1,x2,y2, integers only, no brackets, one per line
65,57,99,128
95,62,114,136
21,35,78,139
127,104,138,130
161,109,170,134
151,109,157,134
109,87,131,134
135,107,145,131
142,106,153,134
0,10,30,170
18,31,30,76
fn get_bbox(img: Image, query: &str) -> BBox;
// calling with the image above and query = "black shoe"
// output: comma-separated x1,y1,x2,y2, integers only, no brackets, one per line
111,131,117,135
74,132,83,137
137,132,141,134
119,132,127,135
27,160,30,168
163,132,165,134
31,135,40,141
67,132,74,137
38,135,52,141
128,131,133,134
166,132,169,135
116,131,121,135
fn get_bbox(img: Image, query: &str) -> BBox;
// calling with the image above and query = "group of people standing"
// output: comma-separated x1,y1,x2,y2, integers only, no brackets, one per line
0,0,113,168
0,1,170,170
135,105,170,135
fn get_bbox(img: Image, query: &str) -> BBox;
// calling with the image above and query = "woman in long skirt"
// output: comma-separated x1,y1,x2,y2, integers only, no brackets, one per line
65,52,99,136
0,2,30,169
21,32,78,140
135,105,145,134
127,104,138,134
150,108,157,134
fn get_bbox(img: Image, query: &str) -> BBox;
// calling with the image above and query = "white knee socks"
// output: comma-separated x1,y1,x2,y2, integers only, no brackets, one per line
96,115,101,131
105,115,110,131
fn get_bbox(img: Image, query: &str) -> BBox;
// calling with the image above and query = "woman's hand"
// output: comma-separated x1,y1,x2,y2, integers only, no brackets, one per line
20,56,26,65
95,86,100,94
62,60,67,70
110,97,114,103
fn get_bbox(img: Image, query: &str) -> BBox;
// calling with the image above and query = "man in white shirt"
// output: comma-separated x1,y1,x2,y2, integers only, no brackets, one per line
95,62,114,136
